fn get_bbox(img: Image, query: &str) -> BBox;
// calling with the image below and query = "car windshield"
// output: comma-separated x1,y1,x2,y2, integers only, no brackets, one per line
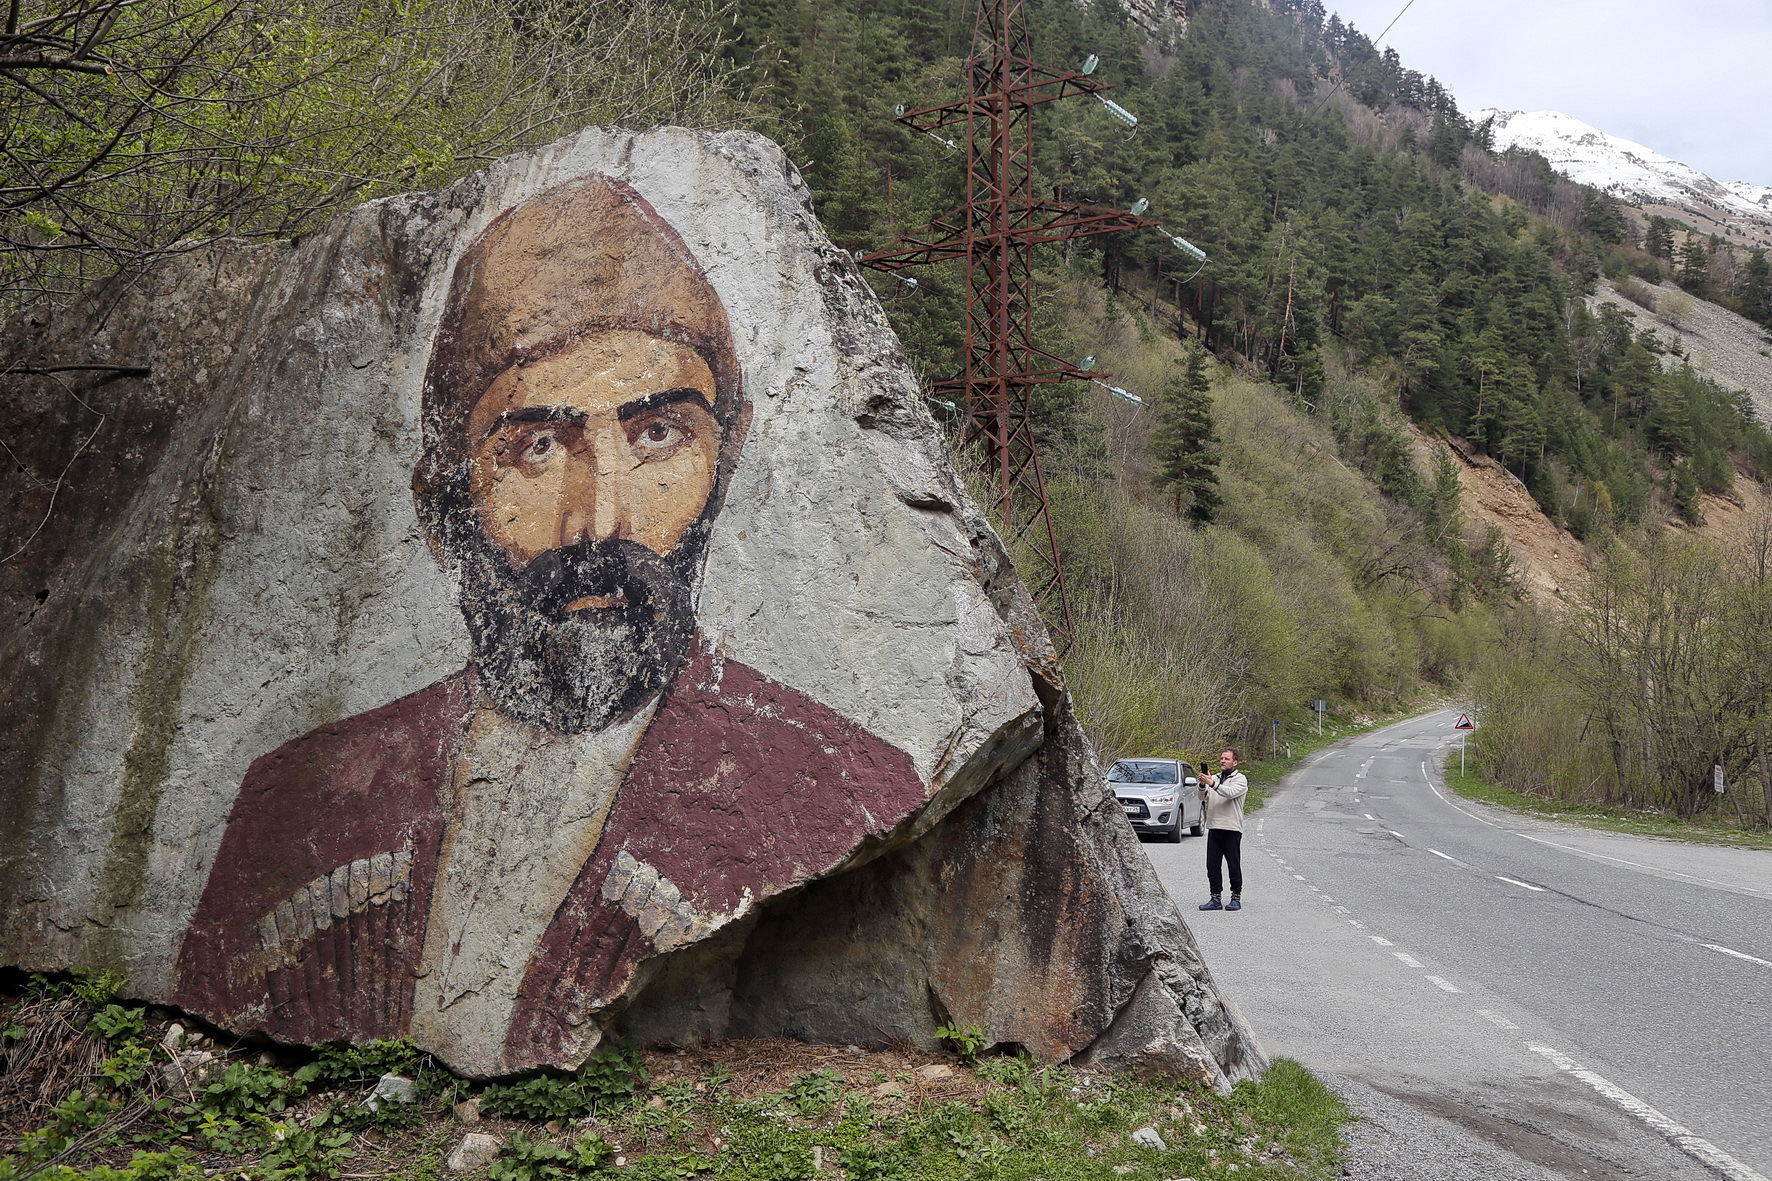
1107,761,1177,785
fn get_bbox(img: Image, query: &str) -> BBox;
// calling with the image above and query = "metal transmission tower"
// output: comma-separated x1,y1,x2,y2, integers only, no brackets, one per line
858,0,1166,650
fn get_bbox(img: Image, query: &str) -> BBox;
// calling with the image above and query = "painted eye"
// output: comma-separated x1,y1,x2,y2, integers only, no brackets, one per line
495,428,562,472
634,419,686,456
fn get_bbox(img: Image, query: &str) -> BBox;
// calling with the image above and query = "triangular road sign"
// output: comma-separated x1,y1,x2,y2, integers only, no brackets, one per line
1454,713,1475,730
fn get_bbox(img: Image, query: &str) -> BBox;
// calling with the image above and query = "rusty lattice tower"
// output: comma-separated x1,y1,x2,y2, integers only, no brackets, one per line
859,0,1163,649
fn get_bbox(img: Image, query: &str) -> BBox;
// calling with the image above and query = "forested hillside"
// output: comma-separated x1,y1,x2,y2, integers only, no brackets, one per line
724,0,1772,816
731,0,1772,537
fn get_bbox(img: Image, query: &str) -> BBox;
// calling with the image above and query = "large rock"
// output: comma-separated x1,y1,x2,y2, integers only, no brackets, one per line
0,127,1263,1085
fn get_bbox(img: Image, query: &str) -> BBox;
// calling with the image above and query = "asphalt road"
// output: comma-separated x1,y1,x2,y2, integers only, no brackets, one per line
1142,710,1772,1181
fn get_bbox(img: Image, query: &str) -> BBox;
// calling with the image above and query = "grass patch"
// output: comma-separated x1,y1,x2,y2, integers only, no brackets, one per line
1442,753,1772,851
1,975,1350,1181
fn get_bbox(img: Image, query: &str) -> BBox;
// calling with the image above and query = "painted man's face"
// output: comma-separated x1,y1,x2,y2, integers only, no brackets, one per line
451,330,727,734
465,330,722,574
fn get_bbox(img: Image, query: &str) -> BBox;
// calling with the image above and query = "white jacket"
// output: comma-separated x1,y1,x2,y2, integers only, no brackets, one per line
1203,768,1249,832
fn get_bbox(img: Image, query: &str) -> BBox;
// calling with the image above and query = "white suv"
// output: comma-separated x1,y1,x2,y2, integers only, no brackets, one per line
1108,758,1204,842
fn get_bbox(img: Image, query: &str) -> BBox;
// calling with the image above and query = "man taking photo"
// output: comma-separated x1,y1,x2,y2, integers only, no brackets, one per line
1197,748,1248,912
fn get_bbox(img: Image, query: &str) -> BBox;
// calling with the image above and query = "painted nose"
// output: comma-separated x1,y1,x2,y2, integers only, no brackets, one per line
557,425,629,547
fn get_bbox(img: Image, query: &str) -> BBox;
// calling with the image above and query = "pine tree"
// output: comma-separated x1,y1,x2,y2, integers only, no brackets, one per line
1644,217,1676,260
1746,249,1772,327
1580,192,1627,245
1148,344,1223,523
1670,458,1702,524
1678,234,1711,297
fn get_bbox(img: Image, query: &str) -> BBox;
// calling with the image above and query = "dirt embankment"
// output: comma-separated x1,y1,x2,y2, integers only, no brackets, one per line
1409,429,1583,601
1410,427,1772,607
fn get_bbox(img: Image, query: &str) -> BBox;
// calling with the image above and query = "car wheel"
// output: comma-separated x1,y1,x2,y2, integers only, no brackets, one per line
1189,819,1203,837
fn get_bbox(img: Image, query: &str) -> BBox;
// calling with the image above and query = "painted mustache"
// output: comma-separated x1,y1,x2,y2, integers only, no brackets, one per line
515,538,677,619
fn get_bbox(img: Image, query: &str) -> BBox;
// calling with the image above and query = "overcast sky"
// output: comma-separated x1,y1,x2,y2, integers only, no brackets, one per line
1321,0,1772,187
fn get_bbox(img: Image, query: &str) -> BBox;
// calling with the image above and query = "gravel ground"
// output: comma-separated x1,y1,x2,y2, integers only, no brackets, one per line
1332,1075,1551,1181
1589,279,1772,421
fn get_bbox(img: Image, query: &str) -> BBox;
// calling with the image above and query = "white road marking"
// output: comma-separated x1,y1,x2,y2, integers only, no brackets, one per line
1528,1045,1769,1181
1420,760,1504,828
1425,975,1462,993
1292,874,1306,880
1477,1010,1519,1030
1348,919,1367,929
1416,762,1772,902
1704,943,1772,968
1332,905,1350,914
1428,848,1472,868
1393,952,1424,968
1496,875,1545,892
1370,936,1394,946
1363,813,1375,820
1513,833,1772,901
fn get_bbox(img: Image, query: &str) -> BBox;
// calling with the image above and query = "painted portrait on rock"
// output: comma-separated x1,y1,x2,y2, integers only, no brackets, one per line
171,176,926,1076
3,128,1261,1091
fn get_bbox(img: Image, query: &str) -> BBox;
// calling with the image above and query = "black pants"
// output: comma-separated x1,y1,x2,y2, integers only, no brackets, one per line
1206,828,1243,896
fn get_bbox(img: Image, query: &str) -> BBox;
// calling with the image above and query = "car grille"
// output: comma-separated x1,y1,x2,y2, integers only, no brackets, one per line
1117,796,1150,820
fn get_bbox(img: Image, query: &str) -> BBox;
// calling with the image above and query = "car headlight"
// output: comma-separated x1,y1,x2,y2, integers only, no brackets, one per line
1148,794,1175,804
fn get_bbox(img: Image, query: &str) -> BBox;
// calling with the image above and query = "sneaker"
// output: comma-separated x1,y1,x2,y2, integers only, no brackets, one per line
1198,897,1223,911
1226,896,1242,911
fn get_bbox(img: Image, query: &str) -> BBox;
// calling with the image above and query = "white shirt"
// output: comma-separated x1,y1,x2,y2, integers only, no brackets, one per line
410,697,656,1075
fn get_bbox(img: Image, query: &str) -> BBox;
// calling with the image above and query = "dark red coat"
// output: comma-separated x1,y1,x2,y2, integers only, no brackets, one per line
172,643,923,1070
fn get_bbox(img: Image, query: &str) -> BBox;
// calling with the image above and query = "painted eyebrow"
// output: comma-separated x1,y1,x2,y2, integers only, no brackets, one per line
617,387,713,422
479,388,712,441
481,405,587,439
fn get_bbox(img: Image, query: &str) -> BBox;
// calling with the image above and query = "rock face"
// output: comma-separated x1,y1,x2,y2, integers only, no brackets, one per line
0,127,1263,1086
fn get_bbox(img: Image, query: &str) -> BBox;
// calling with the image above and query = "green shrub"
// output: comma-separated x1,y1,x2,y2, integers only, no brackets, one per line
88,1005,146,1045
198,1064,304,1120
293,1039,421,1088
257,1128,354,1181
933,1023,988,1065
480,1076,599,1123
838,1143,905,1181
785,1070,843,1117
972,1054,1032,1089
486,1132,612,1181
98,1043,154,1088
70,971,129,1007
478,1041,647,1120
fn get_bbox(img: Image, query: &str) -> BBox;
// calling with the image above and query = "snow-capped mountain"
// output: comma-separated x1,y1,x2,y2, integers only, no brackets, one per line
1473,109,1772,241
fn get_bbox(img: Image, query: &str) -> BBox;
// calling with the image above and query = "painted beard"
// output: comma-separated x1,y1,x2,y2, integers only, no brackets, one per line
455,531,700,734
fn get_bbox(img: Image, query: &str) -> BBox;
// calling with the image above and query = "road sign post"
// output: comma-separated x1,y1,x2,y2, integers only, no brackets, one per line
1314,699,1325,735
1714,764,1725,794
1453,712,1475,775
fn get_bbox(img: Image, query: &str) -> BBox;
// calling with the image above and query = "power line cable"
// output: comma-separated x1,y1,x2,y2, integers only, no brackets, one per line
1310,0,1421,117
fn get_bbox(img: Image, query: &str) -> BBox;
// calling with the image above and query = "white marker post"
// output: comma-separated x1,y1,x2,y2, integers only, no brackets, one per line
1714,764,1725,794
1314,699,1325,735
